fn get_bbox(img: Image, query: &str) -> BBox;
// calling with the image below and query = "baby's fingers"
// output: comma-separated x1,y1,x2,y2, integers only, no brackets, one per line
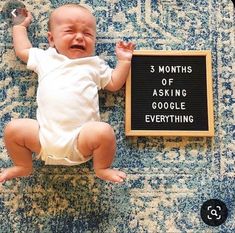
117,41,135,50
24,10,33,22
126,42,135,51
13,9,33,27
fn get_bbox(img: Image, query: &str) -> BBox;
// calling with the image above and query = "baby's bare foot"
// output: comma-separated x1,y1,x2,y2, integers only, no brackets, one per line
0,166,32,183
95,168,126,183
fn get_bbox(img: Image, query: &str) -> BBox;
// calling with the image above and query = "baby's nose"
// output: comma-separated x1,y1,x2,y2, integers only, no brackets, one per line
75,32,83,41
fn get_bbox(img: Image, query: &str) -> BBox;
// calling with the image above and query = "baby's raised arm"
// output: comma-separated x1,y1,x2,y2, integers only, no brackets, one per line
105,41,135,92
12,10,33,63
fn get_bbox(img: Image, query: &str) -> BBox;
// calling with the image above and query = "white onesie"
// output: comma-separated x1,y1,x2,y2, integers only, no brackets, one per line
27,47,113,165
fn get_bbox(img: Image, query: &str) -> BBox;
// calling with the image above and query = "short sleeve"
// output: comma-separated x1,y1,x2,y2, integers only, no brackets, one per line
27,48,43,74
97,58,113,89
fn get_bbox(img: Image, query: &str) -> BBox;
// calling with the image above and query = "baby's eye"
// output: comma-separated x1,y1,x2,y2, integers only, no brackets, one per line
65,29,73,33
84,32,94,37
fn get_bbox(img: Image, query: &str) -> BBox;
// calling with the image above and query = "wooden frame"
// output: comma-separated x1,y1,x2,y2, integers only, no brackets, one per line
125,50,214,137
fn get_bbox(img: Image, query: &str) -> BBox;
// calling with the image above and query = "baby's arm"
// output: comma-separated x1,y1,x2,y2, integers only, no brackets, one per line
12,10,33,63
105,41,135,92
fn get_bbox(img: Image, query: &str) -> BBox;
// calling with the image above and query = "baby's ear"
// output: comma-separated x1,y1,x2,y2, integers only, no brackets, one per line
47,32,54,47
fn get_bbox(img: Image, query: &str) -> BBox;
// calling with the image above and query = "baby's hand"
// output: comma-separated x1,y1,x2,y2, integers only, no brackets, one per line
115,41,135,62
13,9,32,27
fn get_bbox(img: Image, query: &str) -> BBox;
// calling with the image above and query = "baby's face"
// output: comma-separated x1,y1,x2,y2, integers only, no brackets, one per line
48,6,96,59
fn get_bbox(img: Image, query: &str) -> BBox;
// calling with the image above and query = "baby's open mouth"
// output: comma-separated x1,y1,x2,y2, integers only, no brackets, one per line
70,45,85,50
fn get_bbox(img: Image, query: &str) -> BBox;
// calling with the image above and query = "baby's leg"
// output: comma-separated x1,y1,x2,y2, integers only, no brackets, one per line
77,122,126,183
0,119,41,183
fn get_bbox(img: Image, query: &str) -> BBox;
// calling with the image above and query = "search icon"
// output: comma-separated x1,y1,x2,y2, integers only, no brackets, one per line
200,199,228,226
210,209,218,216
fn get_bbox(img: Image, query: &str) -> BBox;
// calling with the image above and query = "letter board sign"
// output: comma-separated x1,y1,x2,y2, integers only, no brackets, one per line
125,50,214,136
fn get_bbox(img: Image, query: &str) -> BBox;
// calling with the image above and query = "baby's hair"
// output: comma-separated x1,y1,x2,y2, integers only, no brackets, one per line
48,4,93,31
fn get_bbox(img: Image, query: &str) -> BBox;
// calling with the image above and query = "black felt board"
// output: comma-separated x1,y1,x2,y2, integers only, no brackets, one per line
125,51,214,136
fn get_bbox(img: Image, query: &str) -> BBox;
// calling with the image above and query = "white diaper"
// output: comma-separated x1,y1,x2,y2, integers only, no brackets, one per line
38,131,92,166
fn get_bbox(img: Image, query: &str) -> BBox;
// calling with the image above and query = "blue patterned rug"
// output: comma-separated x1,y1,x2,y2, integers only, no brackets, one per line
0,0,234,232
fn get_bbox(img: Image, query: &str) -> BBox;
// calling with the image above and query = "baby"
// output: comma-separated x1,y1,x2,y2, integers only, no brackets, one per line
0,4,134,183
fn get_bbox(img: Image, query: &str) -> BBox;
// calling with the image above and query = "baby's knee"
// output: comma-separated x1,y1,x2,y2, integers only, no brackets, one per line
95,122,115,141
4,119,25,140
86,122,116,147
4,120,19,137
